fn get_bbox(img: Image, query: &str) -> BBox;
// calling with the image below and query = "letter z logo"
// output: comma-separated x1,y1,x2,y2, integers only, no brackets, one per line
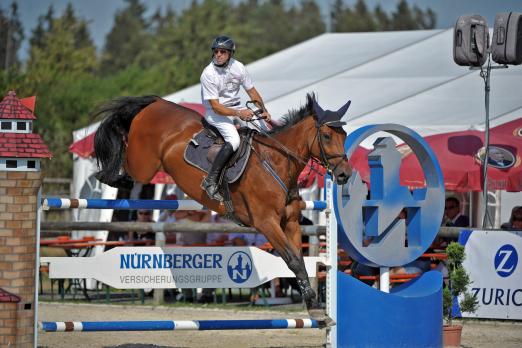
494,244,518,277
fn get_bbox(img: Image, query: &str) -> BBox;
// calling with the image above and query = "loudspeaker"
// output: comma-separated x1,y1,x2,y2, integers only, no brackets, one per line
492,12,522,65
453,15,489,66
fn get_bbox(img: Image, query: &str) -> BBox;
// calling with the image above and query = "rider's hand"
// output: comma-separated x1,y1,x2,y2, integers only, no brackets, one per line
261,111,271,123
237,108,254,121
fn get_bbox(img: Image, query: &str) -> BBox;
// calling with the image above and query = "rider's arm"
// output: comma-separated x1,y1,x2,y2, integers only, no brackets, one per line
246,87,271,122
246,87,265,110
208,99,252,120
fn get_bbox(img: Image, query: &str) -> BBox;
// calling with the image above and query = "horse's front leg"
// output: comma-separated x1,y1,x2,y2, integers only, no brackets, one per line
255,212,334,328
283,200,335,328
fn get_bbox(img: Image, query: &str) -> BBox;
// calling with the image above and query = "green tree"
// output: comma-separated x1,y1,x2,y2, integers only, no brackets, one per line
351,0,377,32
29,6,54,50
100,0,150,74
415,7,436,30
147,0,236,87
391,0,417,30
235,0,324,63
373,5,390,31
331,0,436,32
134,5,178,69
331,0,375,32
287,0,325,47
63,3,94,50
26,6,97,86
0,2,24,70
253,0,295,55
443,242,478,325
391,1,436,30
24,5,98,177
330,0,346,32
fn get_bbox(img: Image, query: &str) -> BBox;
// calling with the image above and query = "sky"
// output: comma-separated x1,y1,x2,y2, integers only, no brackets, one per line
5,0,522,61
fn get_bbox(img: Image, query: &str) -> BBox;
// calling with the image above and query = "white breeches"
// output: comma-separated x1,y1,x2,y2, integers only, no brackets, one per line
204,113,240,151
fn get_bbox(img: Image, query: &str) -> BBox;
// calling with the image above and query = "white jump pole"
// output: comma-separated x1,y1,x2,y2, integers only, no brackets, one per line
380,267,390,293
325,177,337,348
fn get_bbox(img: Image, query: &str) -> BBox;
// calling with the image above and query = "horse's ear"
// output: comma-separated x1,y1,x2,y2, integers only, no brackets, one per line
312,97,325,120
336,100,351,118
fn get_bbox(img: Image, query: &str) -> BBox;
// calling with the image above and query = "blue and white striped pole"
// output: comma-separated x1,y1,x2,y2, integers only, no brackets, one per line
42,198,327,211
40,319,318,332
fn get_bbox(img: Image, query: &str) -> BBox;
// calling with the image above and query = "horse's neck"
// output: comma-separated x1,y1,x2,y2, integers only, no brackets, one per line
271,117,314,176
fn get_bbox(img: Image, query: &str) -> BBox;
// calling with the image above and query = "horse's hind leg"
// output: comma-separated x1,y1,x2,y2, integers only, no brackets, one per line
256,216,334,328
124,132,162,184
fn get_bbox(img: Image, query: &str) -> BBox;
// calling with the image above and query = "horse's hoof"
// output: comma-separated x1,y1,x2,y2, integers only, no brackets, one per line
317,316,336,329
114,175,134,190
308,309,336,329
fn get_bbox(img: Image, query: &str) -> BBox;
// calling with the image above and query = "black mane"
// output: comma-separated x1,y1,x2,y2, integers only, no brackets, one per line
268,93,315,135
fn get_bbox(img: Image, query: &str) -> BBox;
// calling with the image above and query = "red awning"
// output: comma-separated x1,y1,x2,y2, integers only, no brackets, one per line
69,131,96,158
150,171,176,184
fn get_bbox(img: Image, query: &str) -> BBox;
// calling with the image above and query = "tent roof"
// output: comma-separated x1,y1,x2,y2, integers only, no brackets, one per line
164,29,522,147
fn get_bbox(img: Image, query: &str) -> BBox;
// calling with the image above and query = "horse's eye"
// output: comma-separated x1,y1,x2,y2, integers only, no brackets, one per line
322,133,331,141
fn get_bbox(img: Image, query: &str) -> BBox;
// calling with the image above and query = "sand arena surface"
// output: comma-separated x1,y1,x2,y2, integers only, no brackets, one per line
38,303,522,348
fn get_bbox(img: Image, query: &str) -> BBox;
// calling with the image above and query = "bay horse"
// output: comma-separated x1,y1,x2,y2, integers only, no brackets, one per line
93,93,352,327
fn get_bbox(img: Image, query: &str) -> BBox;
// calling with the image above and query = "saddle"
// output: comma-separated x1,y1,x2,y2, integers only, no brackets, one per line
184,119,257,225
184,118,256,182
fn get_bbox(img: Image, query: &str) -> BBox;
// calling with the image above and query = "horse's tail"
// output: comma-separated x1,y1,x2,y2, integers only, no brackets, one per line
93,95,158,186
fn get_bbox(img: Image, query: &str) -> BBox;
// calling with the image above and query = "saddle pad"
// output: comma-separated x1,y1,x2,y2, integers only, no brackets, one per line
184,129,252,184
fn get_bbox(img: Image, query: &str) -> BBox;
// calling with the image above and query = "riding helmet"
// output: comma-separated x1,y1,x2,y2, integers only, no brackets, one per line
211,36,235,54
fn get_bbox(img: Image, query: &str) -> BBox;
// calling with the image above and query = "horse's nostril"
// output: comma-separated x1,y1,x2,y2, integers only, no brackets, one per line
336,173,349,184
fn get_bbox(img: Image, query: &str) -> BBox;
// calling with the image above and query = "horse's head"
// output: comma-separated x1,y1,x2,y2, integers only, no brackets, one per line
311,97,352,185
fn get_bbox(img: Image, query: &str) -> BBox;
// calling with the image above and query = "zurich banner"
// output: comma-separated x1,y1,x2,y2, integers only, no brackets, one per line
460,230,522,320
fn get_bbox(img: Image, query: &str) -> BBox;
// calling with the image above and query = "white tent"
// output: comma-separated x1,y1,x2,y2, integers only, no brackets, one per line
164,29,522,224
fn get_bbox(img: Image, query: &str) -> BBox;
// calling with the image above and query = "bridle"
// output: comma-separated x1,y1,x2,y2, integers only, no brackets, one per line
310,121,348,175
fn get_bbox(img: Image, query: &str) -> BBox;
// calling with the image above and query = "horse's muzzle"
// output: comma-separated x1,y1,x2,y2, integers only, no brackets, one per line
333,162,351,185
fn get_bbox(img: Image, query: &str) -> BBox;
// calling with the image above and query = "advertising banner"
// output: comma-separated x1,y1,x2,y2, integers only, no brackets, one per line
41,246,324,289
461,230,522,319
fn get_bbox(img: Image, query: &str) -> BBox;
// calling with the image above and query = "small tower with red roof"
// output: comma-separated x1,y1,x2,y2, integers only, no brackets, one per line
0,91,51,346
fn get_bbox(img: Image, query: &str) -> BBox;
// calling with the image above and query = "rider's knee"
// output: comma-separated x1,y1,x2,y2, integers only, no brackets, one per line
226,136,240,151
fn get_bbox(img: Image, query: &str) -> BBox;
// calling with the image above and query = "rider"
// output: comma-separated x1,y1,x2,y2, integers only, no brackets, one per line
200,35,271,201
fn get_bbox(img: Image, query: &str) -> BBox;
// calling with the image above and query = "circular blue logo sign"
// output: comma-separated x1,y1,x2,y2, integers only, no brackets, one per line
494,244,518,277
334,124,445,267
227,251,253,284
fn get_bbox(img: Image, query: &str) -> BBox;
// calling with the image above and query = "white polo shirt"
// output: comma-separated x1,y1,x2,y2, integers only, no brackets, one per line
200,58,254,116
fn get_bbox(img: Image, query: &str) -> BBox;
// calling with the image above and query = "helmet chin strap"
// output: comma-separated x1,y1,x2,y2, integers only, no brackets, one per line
212,56,230,67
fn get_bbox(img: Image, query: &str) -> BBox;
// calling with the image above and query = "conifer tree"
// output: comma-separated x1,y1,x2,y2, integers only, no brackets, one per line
0,2,24,70
100,0,150,74
25,5,98,177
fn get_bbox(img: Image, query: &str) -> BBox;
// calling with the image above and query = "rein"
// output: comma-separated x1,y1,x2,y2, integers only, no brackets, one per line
247,118,346,176
247,118,321,175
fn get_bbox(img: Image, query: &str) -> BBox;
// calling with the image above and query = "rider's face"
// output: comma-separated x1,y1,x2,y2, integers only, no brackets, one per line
213,49,230,65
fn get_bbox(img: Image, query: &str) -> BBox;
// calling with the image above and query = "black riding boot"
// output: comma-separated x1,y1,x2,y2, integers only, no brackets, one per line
201,142,235,201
